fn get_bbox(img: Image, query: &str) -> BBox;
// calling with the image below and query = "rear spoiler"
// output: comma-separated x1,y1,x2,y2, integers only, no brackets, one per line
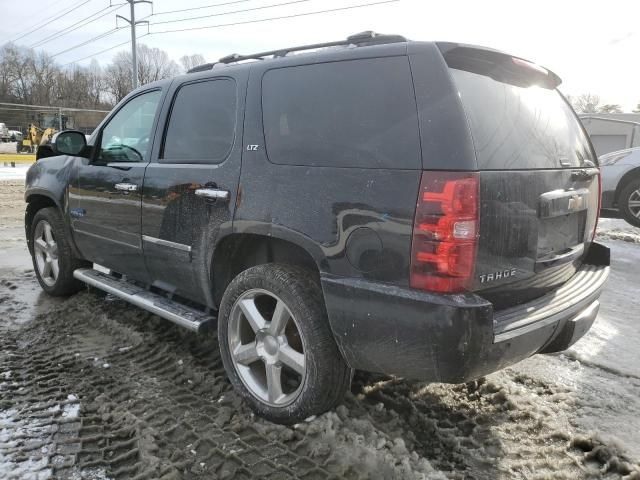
437,42,562,89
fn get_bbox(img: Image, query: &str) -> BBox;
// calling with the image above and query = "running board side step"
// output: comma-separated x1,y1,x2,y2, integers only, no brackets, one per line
73,268,215,333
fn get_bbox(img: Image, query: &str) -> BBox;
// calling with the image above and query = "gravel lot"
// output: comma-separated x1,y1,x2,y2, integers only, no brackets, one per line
1,179,639,479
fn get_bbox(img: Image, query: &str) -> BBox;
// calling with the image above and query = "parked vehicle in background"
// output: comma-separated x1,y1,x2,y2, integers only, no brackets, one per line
24,32,610,424
0,123,10,142
600,147,640,227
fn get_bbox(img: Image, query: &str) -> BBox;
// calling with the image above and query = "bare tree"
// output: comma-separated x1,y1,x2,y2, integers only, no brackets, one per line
570,93,601,113
104,51,132,104
599,104,623,114
136,44,180,85
1,43,34,103
0,41,179,109
633,103,640,114
179,54,206,73
87,59,105,108
102,44,179,102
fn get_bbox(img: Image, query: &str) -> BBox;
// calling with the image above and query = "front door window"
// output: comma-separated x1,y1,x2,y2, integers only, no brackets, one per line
99,90,162,163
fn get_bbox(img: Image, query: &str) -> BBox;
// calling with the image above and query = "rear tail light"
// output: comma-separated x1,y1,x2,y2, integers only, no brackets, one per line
410,171,480,293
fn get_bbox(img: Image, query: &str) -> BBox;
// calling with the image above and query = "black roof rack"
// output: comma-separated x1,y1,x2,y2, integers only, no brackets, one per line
188,31,406,73
186,62,218,73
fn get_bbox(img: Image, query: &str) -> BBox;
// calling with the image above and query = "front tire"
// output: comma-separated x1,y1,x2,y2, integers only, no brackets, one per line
618,178,640,228
218,264,351,424
30,207,89,296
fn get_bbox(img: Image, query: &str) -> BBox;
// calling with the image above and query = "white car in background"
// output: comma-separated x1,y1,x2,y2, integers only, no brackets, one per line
600,147,640,227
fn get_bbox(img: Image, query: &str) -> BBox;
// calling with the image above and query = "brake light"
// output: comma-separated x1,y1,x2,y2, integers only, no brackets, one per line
511,57,549,76
410,172,480,293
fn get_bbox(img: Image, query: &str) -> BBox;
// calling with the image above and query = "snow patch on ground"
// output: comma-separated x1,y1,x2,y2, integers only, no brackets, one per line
0,394,80,479
0,408,53,479
68,467,112,480
597,217,640,244
0,165,29,180
250,399,447,480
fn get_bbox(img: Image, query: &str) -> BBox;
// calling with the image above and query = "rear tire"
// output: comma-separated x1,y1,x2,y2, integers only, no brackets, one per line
217,263,352,424
30,207,89,296
618,178,640,228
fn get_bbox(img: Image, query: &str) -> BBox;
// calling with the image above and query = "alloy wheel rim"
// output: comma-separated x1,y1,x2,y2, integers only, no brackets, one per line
628,189,640,218
33,220,59,287
228,289,306,407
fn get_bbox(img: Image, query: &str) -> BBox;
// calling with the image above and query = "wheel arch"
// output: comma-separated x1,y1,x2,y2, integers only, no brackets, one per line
614,167,640,206
211,232,324,307
25,193,58,255
25,191,84,260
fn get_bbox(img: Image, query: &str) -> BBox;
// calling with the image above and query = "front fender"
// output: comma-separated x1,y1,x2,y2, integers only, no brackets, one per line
25,155,75,205
24,156,83,259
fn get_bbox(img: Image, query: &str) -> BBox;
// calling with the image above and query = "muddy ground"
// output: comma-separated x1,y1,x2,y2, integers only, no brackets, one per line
1,179,639,480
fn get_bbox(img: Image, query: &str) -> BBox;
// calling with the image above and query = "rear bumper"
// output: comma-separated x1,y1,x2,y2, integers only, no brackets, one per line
321,242,610,383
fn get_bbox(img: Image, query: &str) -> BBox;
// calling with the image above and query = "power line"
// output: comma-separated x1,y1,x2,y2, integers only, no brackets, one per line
149,0,313,26
151,0,252,17
50,0,295,63
50,28,125,58
62,33,149,66
61,0,399,66
29,3,127,49
1,0,84,43
149,0,400,35
6,0,94,43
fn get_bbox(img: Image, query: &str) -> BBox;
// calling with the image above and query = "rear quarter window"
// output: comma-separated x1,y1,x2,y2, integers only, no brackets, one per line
261,57,420,169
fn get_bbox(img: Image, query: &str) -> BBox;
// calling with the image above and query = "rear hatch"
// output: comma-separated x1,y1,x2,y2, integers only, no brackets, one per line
439,44,600,309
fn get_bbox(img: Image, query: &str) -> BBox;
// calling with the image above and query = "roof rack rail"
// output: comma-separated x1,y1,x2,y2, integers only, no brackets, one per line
187,62,219,73
220,31,406,64
187,31,406,73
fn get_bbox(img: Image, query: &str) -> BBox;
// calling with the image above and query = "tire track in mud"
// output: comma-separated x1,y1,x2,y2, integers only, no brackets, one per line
1,272,639,480
1,287,336,479
0,276,443,479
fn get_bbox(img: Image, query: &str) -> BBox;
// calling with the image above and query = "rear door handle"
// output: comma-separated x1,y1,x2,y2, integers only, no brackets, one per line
195,188,230,201
114,183,138,192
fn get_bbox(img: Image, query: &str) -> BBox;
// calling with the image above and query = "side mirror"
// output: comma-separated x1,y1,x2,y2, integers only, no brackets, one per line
52,130,88,156
35,144,55,161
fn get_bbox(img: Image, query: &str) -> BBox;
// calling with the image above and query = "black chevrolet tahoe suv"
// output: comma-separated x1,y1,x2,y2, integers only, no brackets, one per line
25,32,610,424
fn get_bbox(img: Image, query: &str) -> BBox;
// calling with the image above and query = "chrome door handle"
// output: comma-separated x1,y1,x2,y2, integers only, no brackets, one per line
195,188,230,201
114,183,138,192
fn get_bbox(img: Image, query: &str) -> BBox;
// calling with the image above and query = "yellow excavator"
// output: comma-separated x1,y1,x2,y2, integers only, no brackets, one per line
21,124,57,153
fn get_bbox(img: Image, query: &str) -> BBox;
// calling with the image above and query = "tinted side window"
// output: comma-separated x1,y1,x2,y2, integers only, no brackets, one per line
163,79,236,163
262,57,420,169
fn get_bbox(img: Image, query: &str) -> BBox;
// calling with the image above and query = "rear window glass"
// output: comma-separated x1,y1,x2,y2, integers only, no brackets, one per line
448,67,594,170
261,57,420,169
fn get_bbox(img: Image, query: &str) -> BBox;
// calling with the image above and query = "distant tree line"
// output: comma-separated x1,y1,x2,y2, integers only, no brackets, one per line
568,93,639,115
0,42,205,109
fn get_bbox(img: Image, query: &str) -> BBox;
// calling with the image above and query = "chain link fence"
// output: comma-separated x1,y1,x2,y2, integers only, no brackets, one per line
0,102,110,155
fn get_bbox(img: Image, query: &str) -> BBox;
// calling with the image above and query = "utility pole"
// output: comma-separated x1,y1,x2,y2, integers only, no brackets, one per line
117,0,152,90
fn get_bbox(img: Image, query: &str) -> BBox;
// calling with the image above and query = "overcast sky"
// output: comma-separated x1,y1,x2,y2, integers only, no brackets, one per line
1,0,638,110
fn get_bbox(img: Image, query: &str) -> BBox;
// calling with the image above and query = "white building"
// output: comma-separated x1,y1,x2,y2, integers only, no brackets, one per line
579,113,640,157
